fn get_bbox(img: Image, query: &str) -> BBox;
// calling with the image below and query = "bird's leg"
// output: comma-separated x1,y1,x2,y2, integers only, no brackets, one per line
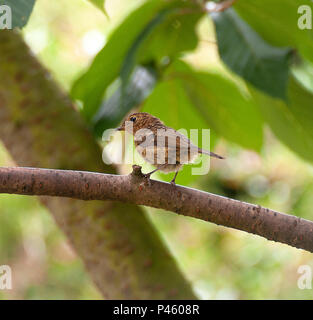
143,168,159,180
170,171,179,185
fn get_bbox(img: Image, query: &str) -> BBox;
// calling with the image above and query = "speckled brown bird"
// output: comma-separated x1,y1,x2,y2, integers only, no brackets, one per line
117,112,224,184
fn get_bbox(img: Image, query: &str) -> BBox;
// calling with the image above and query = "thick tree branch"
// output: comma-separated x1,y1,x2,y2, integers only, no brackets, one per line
1,166,312,253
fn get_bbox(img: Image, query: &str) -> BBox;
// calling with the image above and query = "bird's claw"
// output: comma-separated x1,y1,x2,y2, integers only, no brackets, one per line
143,173,152,186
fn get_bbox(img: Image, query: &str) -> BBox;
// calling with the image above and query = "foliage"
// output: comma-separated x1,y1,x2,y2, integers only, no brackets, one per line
212,8,291,100
70,0,313,164
89,0,106,13
143,60,263,150
234,0,313,63
1,0,313,299
10,0,313,163
0,0,107,28
71,0,202,121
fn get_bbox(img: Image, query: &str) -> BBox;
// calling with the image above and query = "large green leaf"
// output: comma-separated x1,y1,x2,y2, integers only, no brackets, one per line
211,8,292,100
71,0,168,120
120,9,169,90
0,0,36,28
234,0,313,63
120,6,202,89
292,59,313,94
138,8,202,64
142,60,263,184
88,0,105,13
143,60,263,151
143,74,215,134
251,77,313,163
142,72,219,186
92,65,158,137
71,0,202,121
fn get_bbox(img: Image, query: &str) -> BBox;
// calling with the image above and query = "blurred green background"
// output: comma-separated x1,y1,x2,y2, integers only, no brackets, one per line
0,0,313,299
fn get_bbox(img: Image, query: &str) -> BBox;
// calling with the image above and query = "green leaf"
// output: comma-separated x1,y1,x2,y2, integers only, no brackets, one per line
0,0,36,28
142,73,219,186
92,65,158,137
71,0,202,121
88,0,105,13
142,60,263,184
138,8,202,63
71,0,168,120
120,3,202,110
292,59,313,94
143,60,263,151
234,0,313,63
211,8,292,100
120,3,202,95
120,9,169,90
143,73,214,134
251,77,313,163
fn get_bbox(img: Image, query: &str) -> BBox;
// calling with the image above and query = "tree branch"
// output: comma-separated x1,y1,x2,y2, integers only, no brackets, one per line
1,166,312,253
205,0,237,13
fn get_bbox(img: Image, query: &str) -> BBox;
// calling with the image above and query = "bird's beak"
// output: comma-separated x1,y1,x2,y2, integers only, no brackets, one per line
116,126,122,131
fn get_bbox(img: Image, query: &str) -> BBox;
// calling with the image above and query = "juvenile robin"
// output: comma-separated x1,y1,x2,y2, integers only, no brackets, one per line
117,112,224,184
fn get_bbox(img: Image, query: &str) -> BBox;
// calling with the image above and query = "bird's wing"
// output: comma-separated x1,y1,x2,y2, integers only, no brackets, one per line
156,129,199,164
135,129,201,164
134,132,167,165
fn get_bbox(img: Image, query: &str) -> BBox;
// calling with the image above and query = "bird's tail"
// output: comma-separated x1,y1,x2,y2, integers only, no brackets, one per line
198,148,225,159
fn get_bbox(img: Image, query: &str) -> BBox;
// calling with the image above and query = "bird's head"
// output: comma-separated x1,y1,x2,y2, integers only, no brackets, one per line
116,112,164,134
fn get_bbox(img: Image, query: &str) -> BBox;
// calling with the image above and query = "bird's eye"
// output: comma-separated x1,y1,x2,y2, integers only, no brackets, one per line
130,116,136,122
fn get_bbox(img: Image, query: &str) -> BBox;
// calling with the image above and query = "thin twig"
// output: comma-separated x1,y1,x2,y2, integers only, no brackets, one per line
177,0,237,15
205,0,237,13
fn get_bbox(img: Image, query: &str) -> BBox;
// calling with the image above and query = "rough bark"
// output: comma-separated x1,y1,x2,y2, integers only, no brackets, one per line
0,30,196,299
0,166,312,253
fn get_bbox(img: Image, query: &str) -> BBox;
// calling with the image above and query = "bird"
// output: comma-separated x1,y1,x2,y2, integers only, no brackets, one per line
117,112,224,184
